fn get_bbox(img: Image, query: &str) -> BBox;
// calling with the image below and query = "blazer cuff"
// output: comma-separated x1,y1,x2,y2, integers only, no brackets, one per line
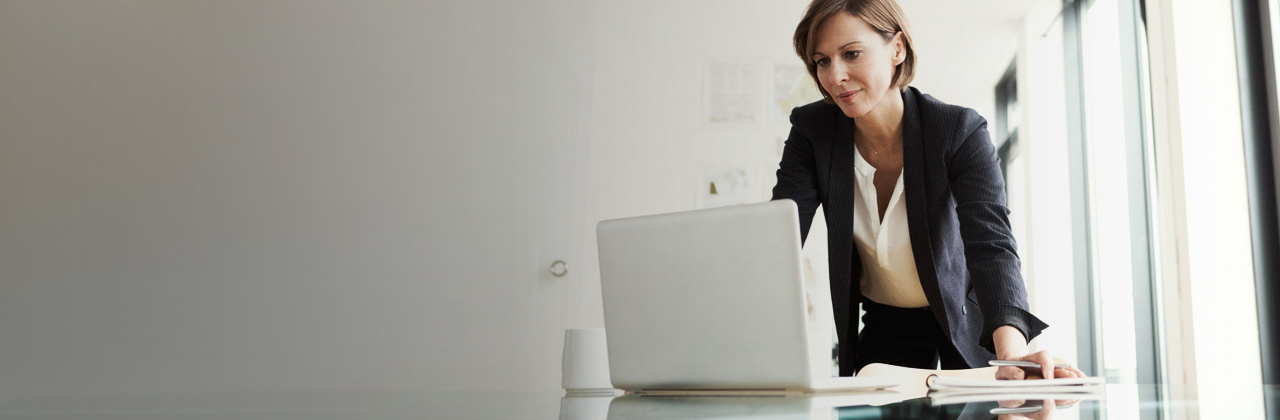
979,305,1049,353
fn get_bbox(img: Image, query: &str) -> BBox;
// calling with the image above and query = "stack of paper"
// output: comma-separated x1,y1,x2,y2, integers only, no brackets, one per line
927,375,1106,405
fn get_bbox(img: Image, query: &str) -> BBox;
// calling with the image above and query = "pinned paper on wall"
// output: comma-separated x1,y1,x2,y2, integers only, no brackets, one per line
704,61,760,124
696,167,750,209
772,65,823,126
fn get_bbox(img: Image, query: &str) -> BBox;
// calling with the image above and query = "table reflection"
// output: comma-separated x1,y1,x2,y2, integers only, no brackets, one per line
561,391,1093,420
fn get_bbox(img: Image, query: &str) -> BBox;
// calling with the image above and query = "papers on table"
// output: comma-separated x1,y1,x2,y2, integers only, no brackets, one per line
929,375,1105,393
927,375,1106,406
930,391,1105,406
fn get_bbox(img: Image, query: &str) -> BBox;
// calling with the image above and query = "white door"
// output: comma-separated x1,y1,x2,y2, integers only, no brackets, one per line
420,0,596,392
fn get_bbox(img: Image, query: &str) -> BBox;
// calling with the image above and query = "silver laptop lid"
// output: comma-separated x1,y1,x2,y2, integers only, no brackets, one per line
596,200,813,390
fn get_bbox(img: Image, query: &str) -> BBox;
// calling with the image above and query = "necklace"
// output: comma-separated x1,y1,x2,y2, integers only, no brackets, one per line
856,133,901,157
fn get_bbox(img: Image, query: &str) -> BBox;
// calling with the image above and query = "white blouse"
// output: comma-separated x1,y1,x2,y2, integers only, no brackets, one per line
852,144,929,308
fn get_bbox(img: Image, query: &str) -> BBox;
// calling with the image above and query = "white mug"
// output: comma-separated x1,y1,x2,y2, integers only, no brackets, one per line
558,394,614,420
561,328,614,392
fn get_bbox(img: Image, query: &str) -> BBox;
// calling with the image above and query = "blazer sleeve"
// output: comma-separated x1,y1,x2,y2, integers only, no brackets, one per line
771,110,821,244
948,110,1048,352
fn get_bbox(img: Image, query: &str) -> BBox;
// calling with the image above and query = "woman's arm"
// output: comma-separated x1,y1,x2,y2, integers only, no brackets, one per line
993,325,1030,360
946,110,1048,355
947,111,1082,379
772,110,822,244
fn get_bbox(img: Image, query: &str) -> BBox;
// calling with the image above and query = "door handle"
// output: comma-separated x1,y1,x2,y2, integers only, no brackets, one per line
550,260,569,277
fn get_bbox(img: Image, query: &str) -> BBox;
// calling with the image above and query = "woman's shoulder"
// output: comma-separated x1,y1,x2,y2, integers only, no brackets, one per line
904,86,987,135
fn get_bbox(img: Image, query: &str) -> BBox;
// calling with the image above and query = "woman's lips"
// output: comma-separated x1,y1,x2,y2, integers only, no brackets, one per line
838,90,859,103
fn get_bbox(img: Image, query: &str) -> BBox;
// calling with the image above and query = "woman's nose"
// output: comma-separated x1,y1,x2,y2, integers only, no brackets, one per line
825,66,848,87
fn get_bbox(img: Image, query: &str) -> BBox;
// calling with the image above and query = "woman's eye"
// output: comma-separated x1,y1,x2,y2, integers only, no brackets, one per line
843,51,860,60
815,57,829,67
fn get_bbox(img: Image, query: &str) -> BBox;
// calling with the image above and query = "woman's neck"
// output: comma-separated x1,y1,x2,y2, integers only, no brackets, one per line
854,88,905,148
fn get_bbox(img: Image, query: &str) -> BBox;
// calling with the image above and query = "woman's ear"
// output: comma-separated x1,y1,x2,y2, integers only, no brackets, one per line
892,32,905,64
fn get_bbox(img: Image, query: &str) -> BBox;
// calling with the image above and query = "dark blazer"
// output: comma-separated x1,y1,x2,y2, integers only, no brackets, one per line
772,86,1047,376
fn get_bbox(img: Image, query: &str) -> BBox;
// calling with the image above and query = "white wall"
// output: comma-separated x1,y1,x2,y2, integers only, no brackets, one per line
0,0,597,397
899,0,1035,125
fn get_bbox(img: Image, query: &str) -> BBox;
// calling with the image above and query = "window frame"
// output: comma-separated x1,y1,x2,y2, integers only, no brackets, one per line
1234,0,1280,399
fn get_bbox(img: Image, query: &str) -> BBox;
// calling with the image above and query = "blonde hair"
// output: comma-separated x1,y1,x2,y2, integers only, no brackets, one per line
793,0,916,103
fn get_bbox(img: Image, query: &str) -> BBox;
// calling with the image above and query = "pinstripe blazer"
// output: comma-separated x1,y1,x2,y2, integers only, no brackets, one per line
772,86,1047,376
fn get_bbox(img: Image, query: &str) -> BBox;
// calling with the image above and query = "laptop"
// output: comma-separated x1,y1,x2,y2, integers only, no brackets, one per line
596,199,898,393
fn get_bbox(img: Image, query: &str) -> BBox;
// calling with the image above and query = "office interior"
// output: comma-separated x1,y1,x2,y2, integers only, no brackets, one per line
0,0,1277,419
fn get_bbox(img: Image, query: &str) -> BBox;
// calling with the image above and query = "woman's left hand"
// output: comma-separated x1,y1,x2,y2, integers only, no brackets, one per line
993,326,1087,380
995,350,1088,380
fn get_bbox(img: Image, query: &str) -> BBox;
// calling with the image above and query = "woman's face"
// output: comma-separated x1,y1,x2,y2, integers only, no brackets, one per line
811,12,904,119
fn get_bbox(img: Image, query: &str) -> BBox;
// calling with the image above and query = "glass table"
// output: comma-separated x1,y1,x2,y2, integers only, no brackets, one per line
0,385,1274,419
562,385,1277,420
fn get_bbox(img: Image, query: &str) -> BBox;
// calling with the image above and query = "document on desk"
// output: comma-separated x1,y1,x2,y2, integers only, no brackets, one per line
929,390,1105,406
928,375,1105,395
927,376,1106,406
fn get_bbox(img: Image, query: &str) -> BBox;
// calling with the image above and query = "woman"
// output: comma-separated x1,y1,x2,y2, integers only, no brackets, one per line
772,0,1087,380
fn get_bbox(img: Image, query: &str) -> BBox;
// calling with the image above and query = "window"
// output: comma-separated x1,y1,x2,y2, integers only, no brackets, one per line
1066,0,1161,395
1239,0,1280,392
995,63,1027,283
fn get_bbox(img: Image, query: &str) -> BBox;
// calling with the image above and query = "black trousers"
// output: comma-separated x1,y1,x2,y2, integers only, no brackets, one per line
853,299,969,372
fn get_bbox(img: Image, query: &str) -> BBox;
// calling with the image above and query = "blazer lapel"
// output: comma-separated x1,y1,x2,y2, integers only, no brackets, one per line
901,87,947,329
825,110,858,344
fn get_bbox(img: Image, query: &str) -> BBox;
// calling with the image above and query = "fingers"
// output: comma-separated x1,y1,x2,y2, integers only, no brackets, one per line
1052,365,1085,378
1050,356,1085,378
1033,398,1057,420
1000,350,1085,380
1048,366,1074,378
996,365,1026,380
998,399,1028,408
1023,350,1055,380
